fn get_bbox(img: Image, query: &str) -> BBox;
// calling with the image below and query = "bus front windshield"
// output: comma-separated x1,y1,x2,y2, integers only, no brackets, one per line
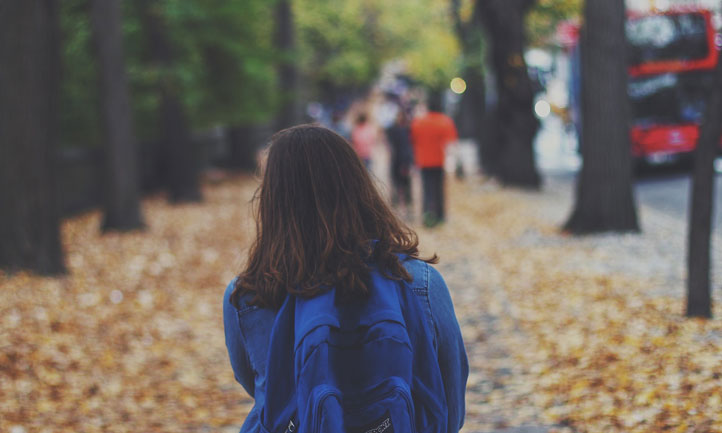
627,13,710,67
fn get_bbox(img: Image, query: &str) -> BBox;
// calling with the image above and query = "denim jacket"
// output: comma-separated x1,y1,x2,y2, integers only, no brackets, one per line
222,259,469,433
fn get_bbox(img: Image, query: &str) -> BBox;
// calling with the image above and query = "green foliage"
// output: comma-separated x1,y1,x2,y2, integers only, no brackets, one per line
60,0,276,148
295,0,461,94
158,0,277,128
60,0,101,149
295,0,384,92
58,0,466,148
399,0,462,90
527,0,582,47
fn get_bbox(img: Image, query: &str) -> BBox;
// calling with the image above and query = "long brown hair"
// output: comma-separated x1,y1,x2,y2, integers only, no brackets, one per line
232,124,436,309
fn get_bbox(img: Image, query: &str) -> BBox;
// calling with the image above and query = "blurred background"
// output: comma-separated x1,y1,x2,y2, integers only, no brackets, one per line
3,0,722,230
3,0,722,224
2,0,722,432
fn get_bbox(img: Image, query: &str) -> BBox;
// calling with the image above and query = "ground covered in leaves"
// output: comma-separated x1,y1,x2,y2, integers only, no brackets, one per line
2,174,721,433
421,179,722,433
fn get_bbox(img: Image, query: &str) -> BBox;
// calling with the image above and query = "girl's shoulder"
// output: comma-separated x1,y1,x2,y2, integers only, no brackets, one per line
224,258,444,313
401,257,448,300
402,257,433,292
223,278,262,315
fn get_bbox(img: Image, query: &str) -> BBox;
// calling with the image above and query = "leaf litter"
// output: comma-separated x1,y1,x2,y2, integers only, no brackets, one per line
2,174,721,433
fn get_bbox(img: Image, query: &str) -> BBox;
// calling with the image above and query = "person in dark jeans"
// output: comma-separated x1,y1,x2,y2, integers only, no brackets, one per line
421,166,445,222
385,110,414,214
411,93,458,227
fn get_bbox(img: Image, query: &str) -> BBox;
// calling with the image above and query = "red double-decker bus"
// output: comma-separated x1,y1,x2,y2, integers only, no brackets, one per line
627,8,721,163
562,8,721,164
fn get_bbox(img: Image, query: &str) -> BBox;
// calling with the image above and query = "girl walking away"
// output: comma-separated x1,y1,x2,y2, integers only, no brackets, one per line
223,125,468,433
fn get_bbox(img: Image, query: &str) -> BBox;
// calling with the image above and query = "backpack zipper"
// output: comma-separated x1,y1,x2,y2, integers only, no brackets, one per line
312,388,339,433
343,384,417,432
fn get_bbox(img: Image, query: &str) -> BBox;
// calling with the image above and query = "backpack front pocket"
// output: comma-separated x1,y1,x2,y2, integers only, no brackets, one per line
305,385,344,433
344,377,416,433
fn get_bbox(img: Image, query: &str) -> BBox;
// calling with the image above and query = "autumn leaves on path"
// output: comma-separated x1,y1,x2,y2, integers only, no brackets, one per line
0,178,259,433
426,179,722,433
2,175,721,433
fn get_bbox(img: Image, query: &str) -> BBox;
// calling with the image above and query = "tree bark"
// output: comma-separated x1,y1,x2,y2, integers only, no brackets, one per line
274,0,300,131
91,0,145,231
451,0,486,159
686,48,722,318
0,0,65,274
140,0,202,203
227,125,263,172
564,0,639,233
479,0,541,188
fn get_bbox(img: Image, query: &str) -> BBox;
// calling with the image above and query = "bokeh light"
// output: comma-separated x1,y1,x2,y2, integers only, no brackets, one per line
450,77,467,94
534,99,551,118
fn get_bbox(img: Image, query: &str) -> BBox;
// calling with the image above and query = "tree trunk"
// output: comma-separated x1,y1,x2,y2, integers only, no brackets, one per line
0,0,65,274
451,0,486,160
480,0,541,188
227,125,263,172
456,66,485,144
686,49,722,318
159,93,201,202
274,0,300,131
140,0,202,203
564,0,639,233
91,0,145,231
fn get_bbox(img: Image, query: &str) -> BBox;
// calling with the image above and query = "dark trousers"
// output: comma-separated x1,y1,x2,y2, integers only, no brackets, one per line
392,175,412,207
391,162,412,207
421,167,445,225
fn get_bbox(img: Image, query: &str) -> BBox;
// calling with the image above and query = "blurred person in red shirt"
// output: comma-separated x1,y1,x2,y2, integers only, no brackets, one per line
411,93,458,227
351,113,377,169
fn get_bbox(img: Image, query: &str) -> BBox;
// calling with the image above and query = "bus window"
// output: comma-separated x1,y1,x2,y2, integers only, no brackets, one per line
630,70,713,127
627,13,709,67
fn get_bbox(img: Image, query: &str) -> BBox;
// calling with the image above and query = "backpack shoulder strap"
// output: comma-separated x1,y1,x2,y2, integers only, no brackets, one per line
293,271,406,350
261,295,298,433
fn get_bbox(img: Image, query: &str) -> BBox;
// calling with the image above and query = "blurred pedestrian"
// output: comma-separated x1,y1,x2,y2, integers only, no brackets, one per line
386,109,414,216
329,110,351,141
411,93,458,227
351,112,377,169
223,125,468,433
374,94,400,129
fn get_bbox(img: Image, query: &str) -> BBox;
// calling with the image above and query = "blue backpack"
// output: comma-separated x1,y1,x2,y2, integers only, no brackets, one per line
260,267,448,433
